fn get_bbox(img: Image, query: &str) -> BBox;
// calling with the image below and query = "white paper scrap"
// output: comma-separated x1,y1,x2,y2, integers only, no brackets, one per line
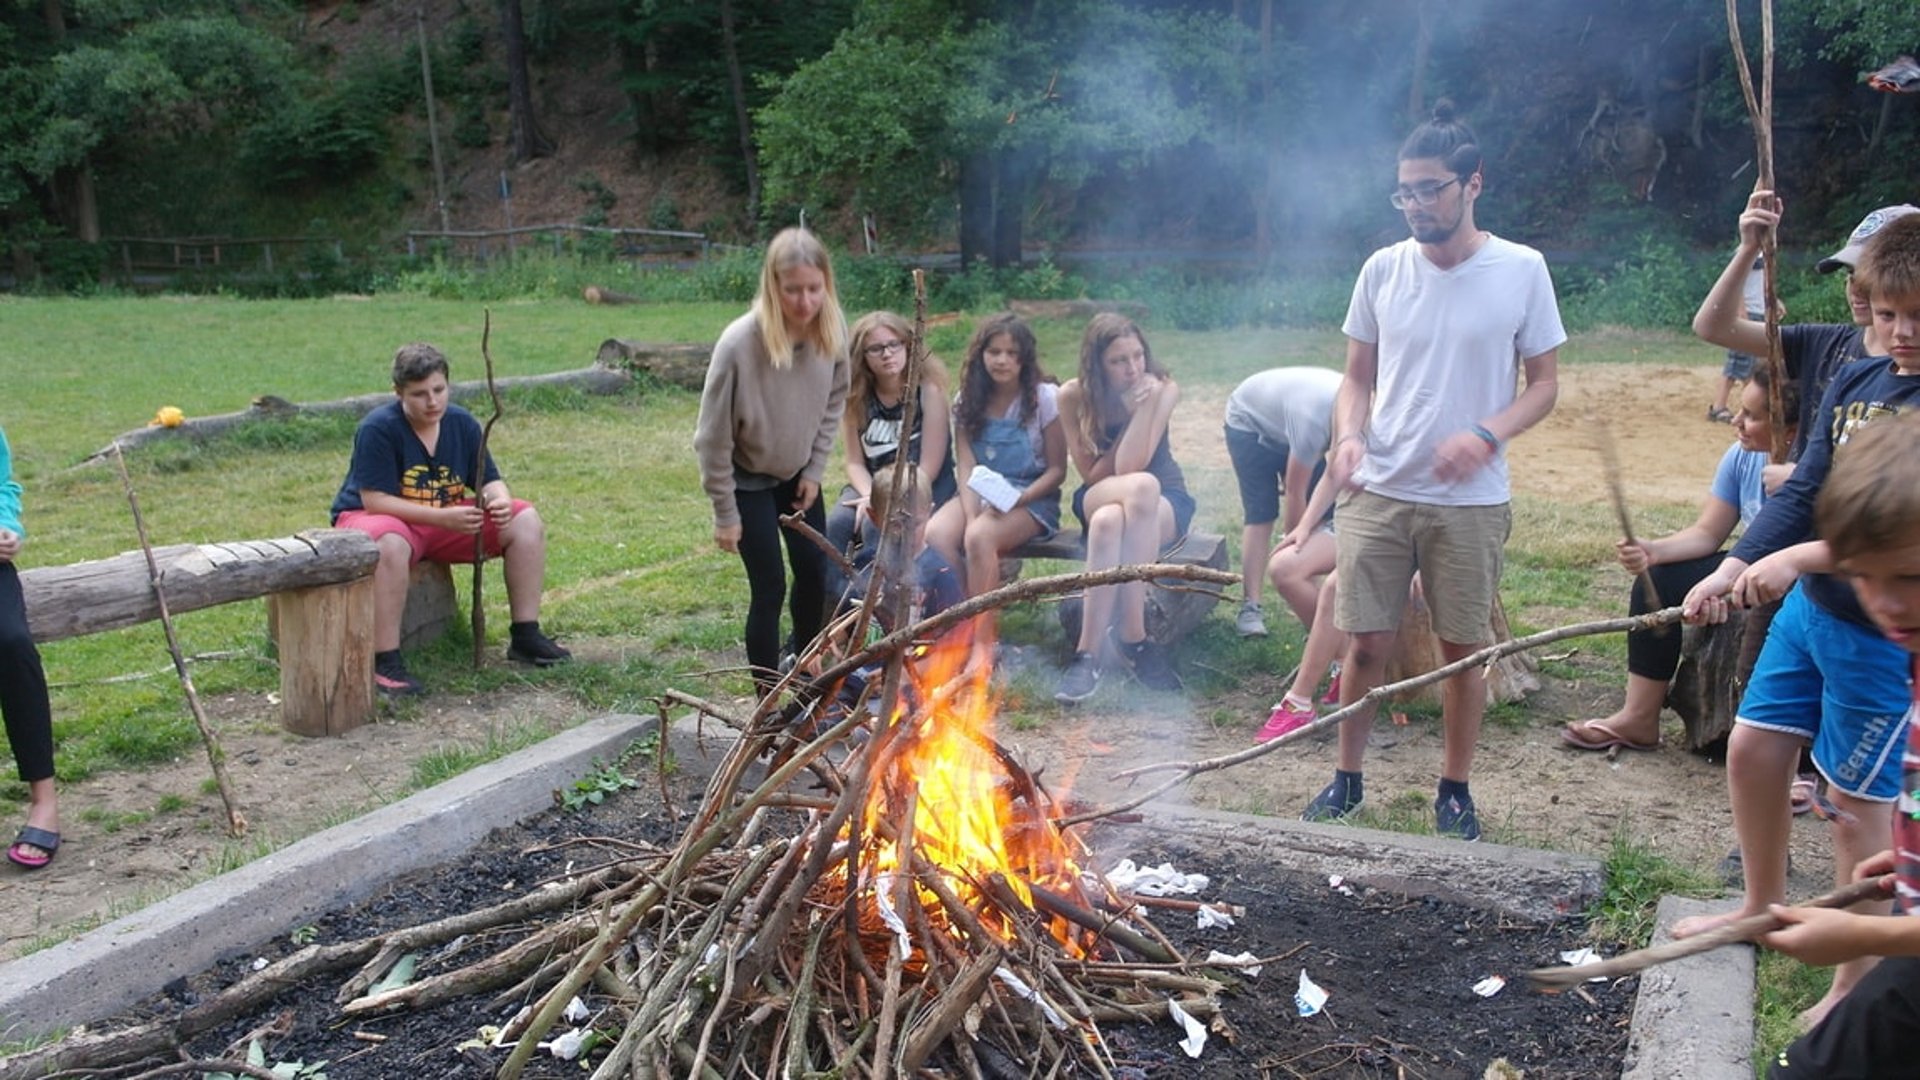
563,996,591,1023
1167,998,1207,1058
1196,904,1235,929
1205,950,1263,978
873,872,914,961
1472,975,1506,998
994,966,1067,1029
1104,858,1210,897
251,957,269,972
1295,969,1329,1017
1327,874,1355,897
546,1028,587,1060
1559,947,1609,981
967,465,1023,513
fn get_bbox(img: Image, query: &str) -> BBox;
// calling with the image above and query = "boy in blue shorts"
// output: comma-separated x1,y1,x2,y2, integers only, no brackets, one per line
1680,212,1920,1026
1759,411,1920,1078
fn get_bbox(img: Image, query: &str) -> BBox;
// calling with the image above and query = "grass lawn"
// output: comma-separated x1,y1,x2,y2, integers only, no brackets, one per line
7,294,1813,1068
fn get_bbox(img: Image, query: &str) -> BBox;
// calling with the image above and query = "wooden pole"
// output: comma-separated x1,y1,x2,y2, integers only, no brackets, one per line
1726,0,1787,463
471,310,505,669
109,444,247,836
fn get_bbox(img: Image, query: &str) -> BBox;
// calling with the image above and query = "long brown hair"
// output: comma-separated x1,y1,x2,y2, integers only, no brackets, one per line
1075,313,1169,453
954,313,1040,444
848,310,947,409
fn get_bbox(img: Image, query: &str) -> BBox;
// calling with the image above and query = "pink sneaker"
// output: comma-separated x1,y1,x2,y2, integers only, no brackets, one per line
1320,670,1343,707
1255,698,1316,743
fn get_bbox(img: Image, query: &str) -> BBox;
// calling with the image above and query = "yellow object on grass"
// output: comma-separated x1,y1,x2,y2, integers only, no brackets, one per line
150,406,185,428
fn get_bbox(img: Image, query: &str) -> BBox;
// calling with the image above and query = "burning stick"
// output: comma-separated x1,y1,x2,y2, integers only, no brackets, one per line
1525,874,1891,990
109,443,246,838
471,310,505,669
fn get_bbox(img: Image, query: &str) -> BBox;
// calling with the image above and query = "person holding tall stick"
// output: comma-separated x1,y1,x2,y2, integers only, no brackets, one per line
0,425,61,869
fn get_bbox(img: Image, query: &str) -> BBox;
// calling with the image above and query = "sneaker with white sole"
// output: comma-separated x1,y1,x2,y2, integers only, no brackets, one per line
1235,601,1268,638
1255,697,1316,743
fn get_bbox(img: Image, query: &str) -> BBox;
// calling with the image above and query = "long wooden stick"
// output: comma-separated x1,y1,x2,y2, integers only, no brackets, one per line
1061,606,1686,826
471,309,505,669
109,443,246,837
1526,874,1892,990
1597,420,1661,612
1726,0,1787,462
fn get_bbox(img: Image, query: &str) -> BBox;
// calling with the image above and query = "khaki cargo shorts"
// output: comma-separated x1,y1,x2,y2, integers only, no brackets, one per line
1333,490,1511,644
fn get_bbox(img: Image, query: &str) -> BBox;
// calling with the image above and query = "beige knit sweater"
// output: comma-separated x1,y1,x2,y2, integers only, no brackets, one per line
694,310,850,529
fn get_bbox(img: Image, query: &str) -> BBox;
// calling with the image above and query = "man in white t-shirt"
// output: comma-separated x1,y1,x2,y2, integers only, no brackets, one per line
1302,100,1566,841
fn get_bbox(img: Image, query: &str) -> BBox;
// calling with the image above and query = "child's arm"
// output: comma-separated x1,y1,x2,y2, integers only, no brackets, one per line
1015,414,1069,507
1619,496,1741,574
1692,190,1778,357
1732,540,1830,608
1761,850,1913,965
1277,448,1341,554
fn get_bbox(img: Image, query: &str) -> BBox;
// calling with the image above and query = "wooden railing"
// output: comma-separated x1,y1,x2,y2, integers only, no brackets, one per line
101,235,345,277
403,223,710,263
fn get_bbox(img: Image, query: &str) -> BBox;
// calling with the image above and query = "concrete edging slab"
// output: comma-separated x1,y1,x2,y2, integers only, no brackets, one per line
0,712,661,1041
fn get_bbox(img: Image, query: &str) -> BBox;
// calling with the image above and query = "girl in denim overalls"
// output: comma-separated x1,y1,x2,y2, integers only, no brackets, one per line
925,314,1066,661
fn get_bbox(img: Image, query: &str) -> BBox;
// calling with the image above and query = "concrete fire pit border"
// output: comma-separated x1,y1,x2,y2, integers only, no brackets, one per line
0,715,1754,1078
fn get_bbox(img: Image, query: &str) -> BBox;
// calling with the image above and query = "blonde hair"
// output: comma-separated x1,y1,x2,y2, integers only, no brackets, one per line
867,460,933,527
849,310,948,405
754,228,848,369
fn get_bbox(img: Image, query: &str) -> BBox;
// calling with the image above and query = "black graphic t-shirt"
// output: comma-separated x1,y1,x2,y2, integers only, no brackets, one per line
330,400,501,520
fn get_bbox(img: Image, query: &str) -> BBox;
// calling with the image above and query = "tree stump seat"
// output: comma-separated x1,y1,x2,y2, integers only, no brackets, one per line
400,561,461,651
1027,530,1228,647
1665,605,1762,753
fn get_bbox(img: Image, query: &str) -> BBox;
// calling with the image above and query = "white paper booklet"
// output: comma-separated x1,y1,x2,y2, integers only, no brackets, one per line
967,464,1022,513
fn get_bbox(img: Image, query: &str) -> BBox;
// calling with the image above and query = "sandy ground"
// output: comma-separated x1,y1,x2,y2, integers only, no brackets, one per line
0,360,1838,961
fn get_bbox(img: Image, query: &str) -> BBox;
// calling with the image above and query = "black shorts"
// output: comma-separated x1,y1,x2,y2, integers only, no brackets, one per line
1771,953,1920,1079
1224,423,1325,527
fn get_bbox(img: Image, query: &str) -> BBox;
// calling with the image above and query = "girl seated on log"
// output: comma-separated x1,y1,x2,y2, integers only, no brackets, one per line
1052,314,1194,702
0,425,61,869
1562,367,1797,752
823,311,954,602
925,313,1065,664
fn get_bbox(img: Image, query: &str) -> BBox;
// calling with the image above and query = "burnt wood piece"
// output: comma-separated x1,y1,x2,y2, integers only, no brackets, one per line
85,365,632,461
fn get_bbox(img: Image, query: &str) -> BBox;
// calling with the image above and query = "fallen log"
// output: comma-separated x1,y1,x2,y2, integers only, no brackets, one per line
583,284,643,305
84,364,632,461
19,528,377,644
594,339,710,390
1006,298,1150,322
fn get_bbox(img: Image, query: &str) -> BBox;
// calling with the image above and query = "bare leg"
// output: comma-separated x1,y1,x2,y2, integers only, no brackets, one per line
1436,638,1488,783
1336,628,1396,773
1240,522,1273,608
16,777,57,859
498,505,548,623
1286,573,1347,703
1805,786,1894,1026
1113,486,1170,644
1268,530,1337,629
1076,503,1126,654
1565,674,1666,747
371,533,414,653
1673,725,1799,937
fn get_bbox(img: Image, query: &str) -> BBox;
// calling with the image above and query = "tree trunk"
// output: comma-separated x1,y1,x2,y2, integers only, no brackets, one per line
1252,0,1275,263
958,152,994,270
1406,0,1432,123
499,0,555,164
719,0,761,232
991,149,1029,269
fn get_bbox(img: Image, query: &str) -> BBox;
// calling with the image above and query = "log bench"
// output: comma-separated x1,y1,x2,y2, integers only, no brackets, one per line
23,529,380,738
1002,530,1228,647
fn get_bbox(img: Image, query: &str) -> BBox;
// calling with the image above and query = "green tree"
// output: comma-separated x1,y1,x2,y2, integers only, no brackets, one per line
757,0,1250,267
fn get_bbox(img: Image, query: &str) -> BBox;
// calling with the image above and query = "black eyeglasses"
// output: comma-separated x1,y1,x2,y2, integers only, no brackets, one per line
863,340,906,359
1389,177,1462,210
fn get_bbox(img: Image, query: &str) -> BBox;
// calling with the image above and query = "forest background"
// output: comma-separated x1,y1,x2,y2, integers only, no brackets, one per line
5,0,1919,326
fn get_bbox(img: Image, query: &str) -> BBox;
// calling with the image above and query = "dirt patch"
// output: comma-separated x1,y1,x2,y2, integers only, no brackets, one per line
120,778,1626,1079
5,360,1836,967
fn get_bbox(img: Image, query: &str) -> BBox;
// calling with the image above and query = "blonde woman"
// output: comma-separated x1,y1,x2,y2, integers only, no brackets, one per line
695,228,850,694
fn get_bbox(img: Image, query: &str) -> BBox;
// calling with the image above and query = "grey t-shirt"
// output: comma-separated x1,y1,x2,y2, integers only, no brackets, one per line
1223,366,1342,458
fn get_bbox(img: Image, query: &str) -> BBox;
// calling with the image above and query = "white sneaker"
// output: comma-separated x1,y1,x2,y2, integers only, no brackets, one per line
1235,600,1268,638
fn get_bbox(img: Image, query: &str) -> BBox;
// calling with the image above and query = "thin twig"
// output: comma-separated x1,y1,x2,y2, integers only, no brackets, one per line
109,443,245,837
472,308,506,669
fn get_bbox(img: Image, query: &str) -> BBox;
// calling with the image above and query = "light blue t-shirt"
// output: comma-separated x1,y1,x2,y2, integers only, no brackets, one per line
1709,441,1769,531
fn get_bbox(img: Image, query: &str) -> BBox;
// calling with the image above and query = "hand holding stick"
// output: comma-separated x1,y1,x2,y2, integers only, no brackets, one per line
1598,420,1662,613
1525,874,1892,990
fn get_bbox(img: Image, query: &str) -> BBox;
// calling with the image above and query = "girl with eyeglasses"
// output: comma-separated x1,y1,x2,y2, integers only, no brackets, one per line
695,228,850,696
823,311,954,598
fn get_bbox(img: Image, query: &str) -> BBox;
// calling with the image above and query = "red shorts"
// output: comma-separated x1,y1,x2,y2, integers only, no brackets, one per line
335,499,532,566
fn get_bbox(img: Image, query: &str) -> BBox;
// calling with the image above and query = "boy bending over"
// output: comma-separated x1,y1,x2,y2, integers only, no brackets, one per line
330,343,569,695
1762,410,1920,1078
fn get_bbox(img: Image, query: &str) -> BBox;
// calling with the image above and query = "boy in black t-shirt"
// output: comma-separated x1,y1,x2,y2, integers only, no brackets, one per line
331,344,569,695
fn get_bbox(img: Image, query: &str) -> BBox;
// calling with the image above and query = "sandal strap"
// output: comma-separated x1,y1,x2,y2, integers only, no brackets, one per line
12,826,59,852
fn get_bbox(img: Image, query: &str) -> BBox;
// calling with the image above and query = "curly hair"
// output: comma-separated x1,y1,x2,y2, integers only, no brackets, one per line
953,313,1040,444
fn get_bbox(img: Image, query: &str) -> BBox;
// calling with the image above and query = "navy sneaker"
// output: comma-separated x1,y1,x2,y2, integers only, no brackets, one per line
1302,772,1363,822
1118,636,1182,692
1054,652,1102,704
374,652,424,697
1435,791,1481,842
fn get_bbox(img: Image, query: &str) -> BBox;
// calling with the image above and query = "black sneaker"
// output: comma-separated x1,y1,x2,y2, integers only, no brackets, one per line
1118,636,1182,692
1302,772,1363,822
507,628,573,667
1054,652,1102,704
1435,791,1481,842
374,653,424,697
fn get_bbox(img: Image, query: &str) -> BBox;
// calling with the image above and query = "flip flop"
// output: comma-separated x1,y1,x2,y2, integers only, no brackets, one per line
1560,719,1660,753
7,826,59,871
1790,777,1815,816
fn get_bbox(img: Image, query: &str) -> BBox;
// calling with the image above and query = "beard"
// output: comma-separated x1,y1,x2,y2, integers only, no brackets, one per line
1407,212,1463,244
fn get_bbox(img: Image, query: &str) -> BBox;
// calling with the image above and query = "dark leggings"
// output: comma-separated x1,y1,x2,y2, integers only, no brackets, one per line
734,478,827,686
0,564,54,783
1627,552,1727,681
